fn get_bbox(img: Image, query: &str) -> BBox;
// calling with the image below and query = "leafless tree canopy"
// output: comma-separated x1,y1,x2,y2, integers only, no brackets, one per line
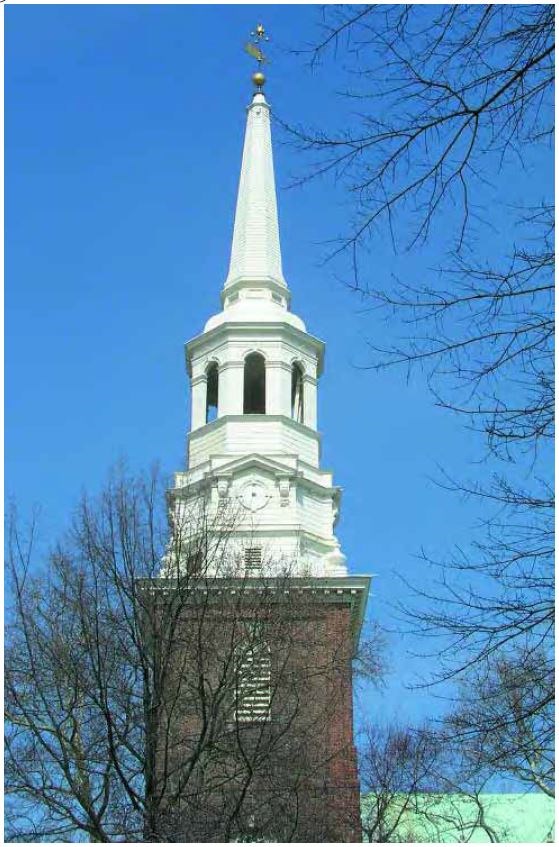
290,5,553,248
360,724,441,842
287,3,554,794
445,648,554,797
287,5,554,450
360,723,504,843
5,467,372,842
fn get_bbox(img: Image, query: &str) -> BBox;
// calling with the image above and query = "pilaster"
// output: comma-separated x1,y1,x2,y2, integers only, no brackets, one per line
219,361,244,415
303,374,318,430
191,376,207,430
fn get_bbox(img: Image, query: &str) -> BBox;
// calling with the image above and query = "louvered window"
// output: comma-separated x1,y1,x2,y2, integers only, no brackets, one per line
244,547,262,571
234,629,271,723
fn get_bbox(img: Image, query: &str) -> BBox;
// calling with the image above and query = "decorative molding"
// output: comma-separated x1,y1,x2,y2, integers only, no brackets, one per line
278,477,291,507
289,357,307,373
204,356,221,371
241,347,267,360
186,323,325,377
265,359,293,371
216,478,230,501
191,374,207,387
215,360,244,372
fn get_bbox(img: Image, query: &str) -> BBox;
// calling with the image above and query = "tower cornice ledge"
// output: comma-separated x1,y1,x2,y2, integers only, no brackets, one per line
185,323,325,376
188,413,321,440
140,575,371,653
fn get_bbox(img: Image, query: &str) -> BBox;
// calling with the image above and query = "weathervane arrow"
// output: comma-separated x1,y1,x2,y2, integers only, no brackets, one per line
244,23,270,90
244,42,265,63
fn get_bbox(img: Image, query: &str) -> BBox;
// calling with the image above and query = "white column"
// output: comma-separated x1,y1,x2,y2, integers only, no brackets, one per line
191,375,207,430
303,375,317,429
279,362,292,417
266,362,290,415
220,362,244,415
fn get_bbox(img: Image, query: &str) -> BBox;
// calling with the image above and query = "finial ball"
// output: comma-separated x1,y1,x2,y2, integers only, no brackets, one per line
252,70,266,89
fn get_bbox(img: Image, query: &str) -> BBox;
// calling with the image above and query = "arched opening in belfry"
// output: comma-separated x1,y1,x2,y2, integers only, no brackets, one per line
291,363,304,423
243,353,266,414
206,362,219,423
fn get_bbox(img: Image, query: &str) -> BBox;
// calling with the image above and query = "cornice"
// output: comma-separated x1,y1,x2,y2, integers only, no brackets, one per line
140,575,371,653
185,323,325,377
188,414,321,443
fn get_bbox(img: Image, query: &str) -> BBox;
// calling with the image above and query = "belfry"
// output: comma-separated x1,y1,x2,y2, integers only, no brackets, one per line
161,27,370,842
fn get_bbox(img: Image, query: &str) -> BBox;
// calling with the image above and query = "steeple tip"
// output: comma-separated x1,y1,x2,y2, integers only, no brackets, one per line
252,70,266,91
244,23,269,97
223,25,288,303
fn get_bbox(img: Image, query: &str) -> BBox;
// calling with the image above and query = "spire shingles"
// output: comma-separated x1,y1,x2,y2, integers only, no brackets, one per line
224,92,288,295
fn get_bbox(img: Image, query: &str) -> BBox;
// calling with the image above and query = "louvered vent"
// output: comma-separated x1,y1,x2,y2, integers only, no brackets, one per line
234,641,271,723
244,547,262,570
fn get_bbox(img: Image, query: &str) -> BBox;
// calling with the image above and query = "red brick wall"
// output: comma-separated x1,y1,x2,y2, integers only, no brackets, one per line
151,588,362,842
324,605,362,841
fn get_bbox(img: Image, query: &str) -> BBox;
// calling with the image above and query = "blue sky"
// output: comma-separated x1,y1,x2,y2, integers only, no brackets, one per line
5,4,550,739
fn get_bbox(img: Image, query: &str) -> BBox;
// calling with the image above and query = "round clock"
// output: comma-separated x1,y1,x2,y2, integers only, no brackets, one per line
240,480,269,512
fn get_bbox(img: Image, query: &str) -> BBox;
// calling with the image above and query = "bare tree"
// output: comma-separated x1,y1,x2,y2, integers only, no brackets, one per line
5,466,374,842
289,5,553,254
285,3,554,791
360,723,442,842
444,648,554,797
360,723,509,842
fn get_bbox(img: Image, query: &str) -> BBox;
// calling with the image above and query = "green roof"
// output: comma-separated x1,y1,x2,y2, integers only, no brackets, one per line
361,792,555,843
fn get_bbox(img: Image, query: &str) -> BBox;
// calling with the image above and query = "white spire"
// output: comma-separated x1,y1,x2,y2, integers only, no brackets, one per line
224,91,288,298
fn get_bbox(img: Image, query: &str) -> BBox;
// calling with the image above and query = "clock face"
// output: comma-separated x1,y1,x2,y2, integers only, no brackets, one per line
240,480,269,512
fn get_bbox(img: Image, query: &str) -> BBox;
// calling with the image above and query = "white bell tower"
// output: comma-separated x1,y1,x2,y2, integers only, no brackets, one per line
169,72,350,580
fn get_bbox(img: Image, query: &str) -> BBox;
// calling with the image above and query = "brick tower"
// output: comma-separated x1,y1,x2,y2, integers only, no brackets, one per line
156,27,370,842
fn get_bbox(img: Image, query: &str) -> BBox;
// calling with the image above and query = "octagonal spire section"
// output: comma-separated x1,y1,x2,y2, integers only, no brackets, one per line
224,92,288,301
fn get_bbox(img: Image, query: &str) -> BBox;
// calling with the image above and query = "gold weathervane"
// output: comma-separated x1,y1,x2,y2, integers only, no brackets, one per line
244,23,269,90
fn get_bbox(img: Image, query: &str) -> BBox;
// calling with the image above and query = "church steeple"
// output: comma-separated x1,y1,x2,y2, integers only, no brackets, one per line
223,28,288,305
158,29,368,842
224,90,287,299
174,25,360,581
